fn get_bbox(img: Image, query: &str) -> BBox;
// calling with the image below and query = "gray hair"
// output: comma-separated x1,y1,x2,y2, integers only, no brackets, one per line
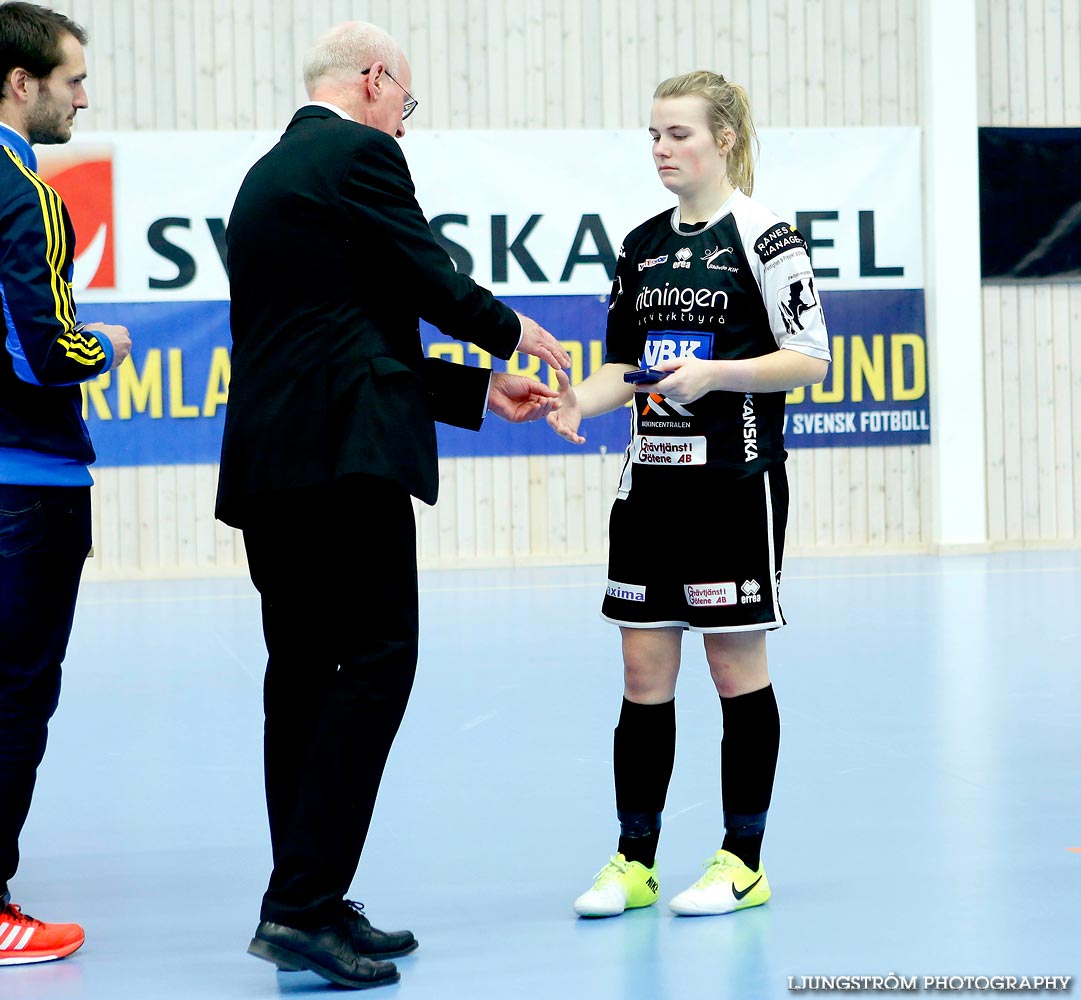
302,21,400,95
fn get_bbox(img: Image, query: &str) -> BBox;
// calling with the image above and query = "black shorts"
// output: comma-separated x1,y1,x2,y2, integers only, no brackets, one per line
601,465,788,632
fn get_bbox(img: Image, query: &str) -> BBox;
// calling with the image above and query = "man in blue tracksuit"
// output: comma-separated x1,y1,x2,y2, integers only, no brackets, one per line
0,1,131,965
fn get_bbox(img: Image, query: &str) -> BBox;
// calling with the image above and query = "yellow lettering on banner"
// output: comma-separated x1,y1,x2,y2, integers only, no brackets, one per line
892,333,926,400
507,352,540,378
81,371,113,420
786,386,805,404
467,345,492,369
429,343,465,364
168,348,199,418
811,335,845,403
117,350,163,419
850,334,886,402
203,347,231,416
548,340,583,389
590,339,603,373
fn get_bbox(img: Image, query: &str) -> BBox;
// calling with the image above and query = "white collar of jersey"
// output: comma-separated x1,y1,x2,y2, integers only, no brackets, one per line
671,188,740,235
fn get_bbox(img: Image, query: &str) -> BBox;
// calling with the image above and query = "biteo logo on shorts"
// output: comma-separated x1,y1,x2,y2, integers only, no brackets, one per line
684,582,737,607
607,580,646,602
673,247,693,269
741,580,762,604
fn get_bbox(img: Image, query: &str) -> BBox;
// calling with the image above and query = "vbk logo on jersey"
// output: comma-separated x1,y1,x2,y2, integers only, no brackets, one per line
642,330,714,367
36,144,116,290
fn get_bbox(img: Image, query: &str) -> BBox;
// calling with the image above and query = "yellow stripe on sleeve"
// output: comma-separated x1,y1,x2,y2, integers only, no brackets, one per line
3,147,78,334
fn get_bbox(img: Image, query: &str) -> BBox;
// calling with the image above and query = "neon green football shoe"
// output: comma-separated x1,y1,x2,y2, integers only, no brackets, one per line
573,854,660,917
668,849,771,916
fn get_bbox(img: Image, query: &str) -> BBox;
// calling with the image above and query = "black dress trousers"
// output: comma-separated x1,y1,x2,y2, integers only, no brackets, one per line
242,474,419,928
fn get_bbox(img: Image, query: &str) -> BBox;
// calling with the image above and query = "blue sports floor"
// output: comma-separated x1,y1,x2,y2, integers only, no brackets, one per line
4,550,1079,999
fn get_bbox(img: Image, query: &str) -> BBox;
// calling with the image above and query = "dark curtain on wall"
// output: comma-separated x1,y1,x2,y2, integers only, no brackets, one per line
978,127,1081,282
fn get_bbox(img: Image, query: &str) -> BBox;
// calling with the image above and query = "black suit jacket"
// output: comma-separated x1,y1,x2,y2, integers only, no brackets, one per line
216,106,521,526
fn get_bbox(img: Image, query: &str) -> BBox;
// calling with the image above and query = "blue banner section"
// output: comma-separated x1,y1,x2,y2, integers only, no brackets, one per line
80,290,928,467
81,301,231,466
782,288,930,447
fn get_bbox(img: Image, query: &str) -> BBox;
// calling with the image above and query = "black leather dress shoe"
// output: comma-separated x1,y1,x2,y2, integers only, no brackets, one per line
248,919,399,990
340,900,419,957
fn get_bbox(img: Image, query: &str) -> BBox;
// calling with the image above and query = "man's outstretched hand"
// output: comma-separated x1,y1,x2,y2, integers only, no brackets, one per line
515,313,572,371
489,372,561,423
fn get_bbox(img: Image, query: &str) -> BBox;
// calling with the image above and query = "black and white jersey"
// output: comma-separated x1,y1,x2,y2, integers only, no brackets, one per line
605,189,830,489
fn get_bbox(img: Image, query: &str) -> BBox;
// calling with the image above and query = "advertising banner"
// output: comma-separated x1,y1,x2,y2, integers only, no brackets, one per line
38,127,928,466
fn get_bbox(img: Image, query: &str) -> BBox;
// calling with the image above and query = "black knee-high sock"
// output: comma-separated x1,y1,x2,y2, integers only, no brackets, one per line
719,684,780,871
613,697,676,868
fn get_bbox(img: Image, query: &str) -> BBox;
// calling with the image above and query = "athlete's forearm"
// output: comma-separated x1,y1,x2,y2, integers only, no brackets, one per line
650,348,828,405
572,362,638,418
694,349,829,394
711,349,829,393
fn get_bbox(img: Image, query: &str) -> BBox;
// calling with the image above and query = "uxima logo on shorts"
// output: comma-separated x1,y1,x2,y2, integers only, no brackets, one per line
36,144,116,290
606,580,646,602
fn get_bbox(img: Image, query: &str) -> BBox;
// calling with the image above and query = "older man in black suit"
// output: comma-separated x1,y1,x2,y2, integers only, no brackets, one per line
217,20,570,991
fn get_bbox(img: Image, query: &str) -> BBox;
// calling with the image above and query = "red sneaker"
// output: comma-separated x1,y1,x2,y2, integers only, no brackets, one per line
0,902,84,965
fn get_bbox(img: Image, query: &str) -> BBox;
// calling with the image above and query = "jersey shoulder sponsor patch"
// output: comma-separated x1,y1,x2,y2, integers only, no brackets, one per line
754,223,807,264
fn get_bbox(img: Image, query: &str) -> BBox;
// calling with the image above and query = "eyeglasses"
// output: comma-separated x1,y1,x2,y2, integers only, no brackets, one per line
361,67,418,120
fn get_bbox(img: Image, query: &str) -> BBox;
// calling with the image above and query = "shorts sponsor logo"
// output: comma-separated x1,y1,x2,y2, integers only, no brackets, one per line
740,579,762,604
638,254,669,271
685,582,738,607
672,247,693,269
606,580,646,602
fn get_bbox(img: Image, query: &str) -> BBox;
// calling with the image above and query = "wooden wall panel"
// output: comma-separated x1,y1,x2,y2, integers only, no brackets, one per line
67,0,926,133
983,285,1081,545
57,0,1079,577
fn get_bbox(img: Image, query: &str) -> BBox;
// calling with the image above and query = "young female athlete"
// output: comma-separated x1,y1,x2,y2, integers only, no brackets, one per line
548,71,831,917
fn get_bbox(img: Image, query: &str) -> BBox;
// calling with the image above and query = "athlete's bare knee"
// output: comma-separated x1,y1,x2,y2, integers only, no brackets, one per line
705,635,768,698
